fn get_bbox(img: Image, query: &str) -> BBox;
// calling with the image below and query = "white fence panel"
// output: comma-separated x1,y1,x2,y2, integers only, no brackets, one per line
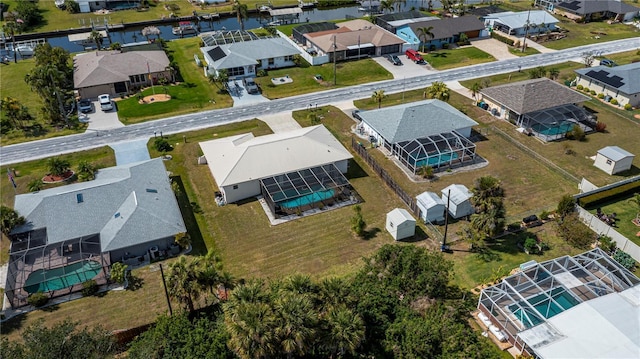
576,207,640,262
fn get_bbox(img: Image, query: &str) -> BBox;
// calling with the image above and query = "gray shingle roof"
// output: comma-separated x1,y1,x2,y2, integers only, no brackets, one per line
73,50,170,88
12,159,186,253
556,0,640,15
408,16,485,41
480,78,590,114
483,10,559,29
201,37,299,70
358,100,479,143
574,62,640,95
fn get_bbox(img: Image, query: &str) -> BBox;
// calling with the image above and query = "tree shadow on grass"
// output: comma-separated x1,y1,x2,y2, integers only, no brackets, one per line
431,52,448,58
361,227,381,240
171,176,207,255
0,310,27,336
127,275,145,291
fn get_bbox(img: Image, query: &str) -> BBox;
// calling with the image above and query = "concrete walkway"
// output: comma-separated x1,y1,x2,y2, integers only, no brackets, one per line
259,112,302,133
518,37,557,54
446,81,475,101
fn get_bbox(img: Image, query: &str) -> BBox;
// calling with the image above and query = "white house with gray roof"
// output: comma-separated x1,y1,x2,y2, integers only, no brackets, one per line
356,100,479,174
201,37,299,78
73,50,172,98
6,158,185,308
575,62,640,108
483,10,559,36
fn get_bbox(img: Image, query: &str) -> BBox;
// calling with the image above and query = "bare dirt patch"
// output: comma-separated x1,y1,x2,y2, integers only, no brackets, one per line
139,94,171,104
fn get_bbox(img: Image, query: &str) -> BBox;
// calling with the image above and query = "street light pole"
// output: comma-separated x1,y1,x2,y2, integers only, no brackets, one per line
333,35,337,86
521,8,531,52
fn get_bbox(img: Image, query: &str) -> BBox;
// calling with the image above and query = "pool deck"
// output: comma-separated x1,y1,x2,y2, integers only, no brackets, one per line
258,195,359,226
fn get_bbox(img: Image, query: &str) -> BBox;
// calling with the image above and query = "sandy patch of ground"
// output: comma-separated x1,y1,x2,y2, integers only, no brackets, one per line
139,94,171,104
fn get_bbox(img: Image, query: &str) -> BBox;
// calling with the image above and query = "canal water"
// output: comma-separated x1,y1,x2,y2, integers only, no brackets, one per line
32,0,485,53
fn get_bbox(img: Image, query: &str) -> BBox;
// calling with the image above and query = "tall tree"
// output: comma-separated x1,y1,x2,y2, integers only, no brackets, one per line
371,89,386,109
208,69,229,92
426,81,450,102
274,291,317,358
233,0,249,31
470,82,483,102
380,0,395,13
416,26,434,52
141,25,161,42
88,30,103,50
1,205,25,237
324,306,365,358
469,176,506,240
1,97,33,130
166,256,203,312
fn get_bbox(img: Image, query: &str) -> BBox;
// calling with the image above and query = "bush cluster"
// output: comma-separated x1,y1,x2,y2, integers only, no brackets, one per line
490,31,515,46
27,292,49,307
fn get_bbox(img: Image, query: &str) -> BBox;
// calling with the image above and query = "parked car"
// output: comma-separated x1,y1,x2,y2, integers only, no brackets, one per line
243,77,260,94
78,99,93,113
387,54,402,66
599,59,617,67
352,109,361,120
405,48,426,64
98,94,113,111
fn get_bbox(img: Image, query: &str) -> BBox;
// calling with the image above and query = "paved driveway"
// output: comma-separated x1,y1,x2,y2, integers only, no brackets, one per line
109,139,151,165
372,54,435,79
471,38,519,60
80,100,125,132
227,79,271,107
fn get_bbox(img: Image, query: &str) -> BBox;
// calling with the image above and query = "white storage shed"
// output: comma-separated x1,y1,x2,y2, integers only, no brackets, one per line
386,208,416,241
594,146,634,175
441,184,474,219
416,191,446,224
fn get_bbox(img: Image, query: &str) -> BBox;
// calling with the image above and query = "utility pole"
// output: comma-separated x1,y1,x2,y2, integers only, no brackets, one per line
521,8,531,52
333,35,337,86
159,263,173,316
442,189,451,252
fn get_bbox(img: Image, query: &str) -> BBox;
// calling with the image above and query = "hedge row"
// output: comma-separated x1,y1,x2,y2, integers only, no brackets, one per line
490,31,515,46
578,180,640,207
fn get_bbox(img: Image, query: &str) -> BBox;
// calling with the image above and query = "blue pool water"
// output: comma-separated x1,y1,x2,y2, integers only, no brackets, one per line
532,122,574,136
509,288,579,328
24,261,102,294
278,189,335,209
414,152,459,168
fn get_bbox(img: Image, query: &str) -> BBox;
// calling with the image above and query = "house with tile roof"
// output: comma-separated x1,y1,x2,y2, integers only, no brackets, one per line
550,0,640,22
5,158,186,308
300,19,406,62
574,62,640,108
200,36,300,78
73,50,172,98
480,78,595,141
356,100,479,174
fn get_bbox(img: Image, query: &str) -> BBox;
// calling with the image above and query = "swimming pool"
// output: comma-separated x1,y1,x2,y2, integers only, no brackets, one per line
509,288,579,328
278,189,335,209
531,121,574,136
24,260,103,294
413,152,459,168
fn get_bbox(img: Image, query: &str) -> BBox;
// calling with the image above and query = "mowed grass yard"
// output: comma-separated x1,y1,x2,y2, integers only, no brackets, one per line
422,47,496,70
585,194,640,246
255,59,393,99
117,37,231,124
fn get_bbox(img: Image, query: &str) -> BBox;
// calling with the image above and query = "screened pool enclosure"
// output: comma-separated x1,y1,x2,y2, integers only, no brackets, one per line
518,104,596,142
5,228,110,309
395,131,477,174
260,164,353,217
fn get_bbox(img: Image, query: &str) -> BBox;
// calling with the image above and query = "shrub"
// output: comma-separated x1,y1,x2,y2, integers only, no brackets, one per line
595,121,606,132
597,93,605,99
583,87,591,93
110,262,128,284
556,213,596,249
576,84,584,90
540,210,550,220
257,69,268,77
598,235,617,254
82,280,99,297
557,194,576,218
624,103,632,110
524,237,538,254
567,126,585,141
610,98,618,105
442,43,449,49
27,292,49,307
613,250,637,271
577,181,640,207
153,138,173,153
590,90,596,95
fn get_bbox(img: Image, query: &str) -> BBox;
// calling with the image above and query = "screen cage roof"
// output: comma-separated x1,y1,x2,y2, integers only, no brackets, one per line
260,164,349,204
200,30,263,47
397,131,475,161
523,104,595,128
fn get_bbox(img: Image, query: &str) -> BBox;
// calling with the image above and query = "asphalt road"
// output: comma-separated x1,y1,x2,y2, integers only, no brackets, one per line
2,38,639,166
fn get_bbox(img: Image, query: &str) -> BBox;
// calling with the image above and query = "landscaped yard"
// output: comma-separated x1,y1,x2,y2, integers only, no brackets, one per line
585,194,640,246
116,37,231,124
422,47,496,70
542,19,640,50
254,59,393,99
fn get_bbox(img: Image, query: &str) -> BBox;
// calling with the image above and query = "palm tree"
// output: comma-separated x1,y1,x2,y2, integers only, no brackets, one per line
380,0,394,13
166,256,202,312
471,175,504,211
208,69,229,92
470,81,483,102
88,30,103,50
547,68,560,80
395,0,406,12
27,179,43,192
77,160,96,182
225,301,276,359
233,0,249,31
371,89,386,109
141,26,161,42
426,81,450,102
47,157,71,177
416,26,434,53
1,205,25,237
274,292,317,358
324,306,365,358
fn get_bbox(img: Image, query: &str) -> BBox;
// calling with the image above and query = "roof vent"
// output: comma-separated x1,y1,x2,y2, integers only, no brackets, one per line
76,193,84,203
146,188,158,193
114,212,120,218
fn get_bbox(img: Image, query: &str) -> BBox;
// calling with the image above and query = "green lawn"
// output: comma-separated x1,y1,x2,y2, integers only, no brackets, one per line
423,47,495,70
116,37,231,124
254,59,393,99
585,194,640,246
537,19,640,50
509,46,540,57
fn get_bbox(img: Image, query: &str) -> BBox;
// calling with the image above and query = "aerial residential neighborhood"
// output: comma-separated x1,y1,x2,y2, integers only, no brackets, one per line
1,0,640,358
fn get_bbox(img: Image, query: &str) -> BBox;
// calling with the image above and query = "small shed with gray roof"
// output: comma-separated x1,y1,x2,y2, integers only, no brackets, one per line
480,78,595,142
441,184,474,219
5,159,186,309
416,191,446,223
356,100,479,174
594,146,635,175
574,62,640,108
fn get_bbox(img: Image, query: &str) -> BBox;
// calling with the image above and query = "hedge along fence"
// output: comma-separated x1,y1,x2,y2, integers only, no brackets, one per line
575,176,640,208
490,31,515,46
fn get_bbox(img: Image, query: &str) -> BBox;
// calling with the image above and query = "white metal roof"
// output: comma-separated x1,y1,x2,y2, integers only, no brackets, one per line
598,146,634,161
417,191,444,209
387,208,415,224
520,285,640,359
199,125,353,187
441,184,472,204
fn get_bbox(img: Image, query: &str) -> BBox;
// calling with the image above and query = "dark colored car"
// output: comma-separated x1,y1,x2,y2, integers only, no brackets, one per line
78,99,93,113
387,54,402,66
599,59,617,67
